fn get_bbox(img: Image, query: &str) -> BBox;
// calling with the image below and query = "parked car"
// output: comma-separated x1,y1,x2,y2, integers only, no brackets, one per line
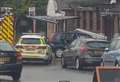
101,37,120,66
48,31,93,58
15,33,53,64
0,40,22,80
61,38,109,69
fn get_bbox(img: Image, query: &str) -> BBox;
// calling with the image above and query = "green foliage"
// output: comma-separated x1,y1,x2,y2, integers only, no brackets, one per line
15,0,32,15
0,0,48,15
35,0,48,15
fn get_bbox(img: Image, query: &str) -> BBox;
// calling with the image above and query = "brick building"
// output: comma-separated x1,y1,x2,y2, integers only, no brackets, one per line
47,0,120,40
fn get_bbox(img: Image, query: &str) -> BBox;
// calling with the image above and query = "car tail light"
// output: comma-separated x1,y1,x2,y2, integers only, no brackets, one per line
33,46,38,48
80,44,88,54
16,52,22,60
28,46,38,49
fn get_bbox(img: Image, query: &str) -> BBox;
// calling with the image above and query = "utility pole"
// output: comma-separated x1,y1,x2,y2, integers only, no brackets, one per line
29,7,36,33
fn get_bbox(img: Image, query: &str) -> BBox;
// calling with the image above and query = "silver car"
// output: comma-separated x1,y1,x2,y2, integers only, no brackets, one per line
101,37,120,66
61,38,109,69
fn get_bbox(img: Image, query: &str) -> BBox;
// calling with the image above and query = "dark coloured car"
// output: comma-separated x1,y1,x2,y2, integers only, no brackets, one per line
0,40,22,80
61,38,109,69
48,31,92,58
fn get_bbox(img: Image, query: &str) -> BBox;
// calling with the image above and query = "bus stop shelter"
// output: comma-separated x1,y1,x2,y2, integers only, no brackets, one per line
27,15,78,37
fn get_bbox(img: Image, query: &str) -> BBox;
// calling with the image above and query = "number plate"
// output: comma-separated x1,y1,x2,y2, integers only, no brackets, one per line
95,51,102,54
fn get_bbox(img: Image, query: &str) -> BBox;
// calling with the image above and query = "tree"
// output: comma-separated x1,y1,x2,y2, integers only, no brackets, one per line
0,0,48,15
35,0,48,15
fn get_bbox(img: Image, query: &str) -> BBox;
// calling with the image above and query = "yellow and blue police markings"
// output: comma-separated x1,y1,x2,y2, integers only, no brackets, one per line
0,15,14,45
0,25,2,40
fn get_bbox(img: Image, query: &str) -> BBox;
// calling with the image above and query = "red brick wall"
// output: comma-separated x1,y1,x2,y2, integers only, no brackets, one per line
64,9,119,36
47,8,119,39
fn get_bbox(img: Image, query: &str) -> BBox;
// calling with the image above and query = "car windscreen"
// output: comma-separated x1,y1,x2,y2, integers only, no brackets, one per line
0,41,14,51
21,38,46,44
87,41,109,48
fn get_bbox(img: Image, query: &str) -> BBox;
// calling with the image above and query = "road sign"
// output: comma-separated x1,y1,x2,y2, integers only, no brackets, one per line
29,7,35,16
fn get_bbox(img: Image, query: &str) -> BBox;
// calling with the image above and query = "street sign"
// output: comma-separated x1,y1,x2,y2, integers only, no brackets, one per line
29,7,35,16
1,7,13,16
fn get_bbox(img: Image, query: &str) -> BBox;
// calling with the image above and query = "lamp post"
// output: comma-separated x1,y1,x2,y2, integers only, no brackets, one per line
29,7,36,33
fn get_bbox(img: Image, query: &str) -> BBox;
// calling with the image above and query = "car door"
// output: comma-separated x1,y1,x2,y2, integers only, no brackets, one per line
64,39,81,66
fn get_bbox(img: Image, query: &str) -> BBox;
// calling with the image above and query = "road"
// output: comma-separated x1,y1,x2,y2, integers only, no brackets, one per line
0,59,93,82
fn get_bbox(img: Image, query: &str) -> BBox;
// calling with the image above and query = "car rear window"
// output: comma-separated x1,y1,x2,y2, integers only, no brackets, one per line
0,41,14,51
87,41,109,48
21,38,46,44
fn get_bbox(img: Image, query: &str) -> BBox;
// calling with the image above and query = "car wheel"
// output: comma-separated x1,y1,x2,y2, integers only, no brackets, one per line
12,72,21,81
75,58,80,70
55,49,63,58
61,56,67,68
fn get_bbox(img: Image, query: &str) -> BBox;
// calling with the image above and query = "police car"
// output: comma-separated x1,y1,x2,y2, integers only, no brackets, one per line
15,33,53,64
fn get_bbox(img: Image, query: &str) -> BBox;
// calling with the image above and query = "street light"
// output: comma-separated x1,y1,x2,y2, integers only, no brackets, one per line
29,7,36,33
